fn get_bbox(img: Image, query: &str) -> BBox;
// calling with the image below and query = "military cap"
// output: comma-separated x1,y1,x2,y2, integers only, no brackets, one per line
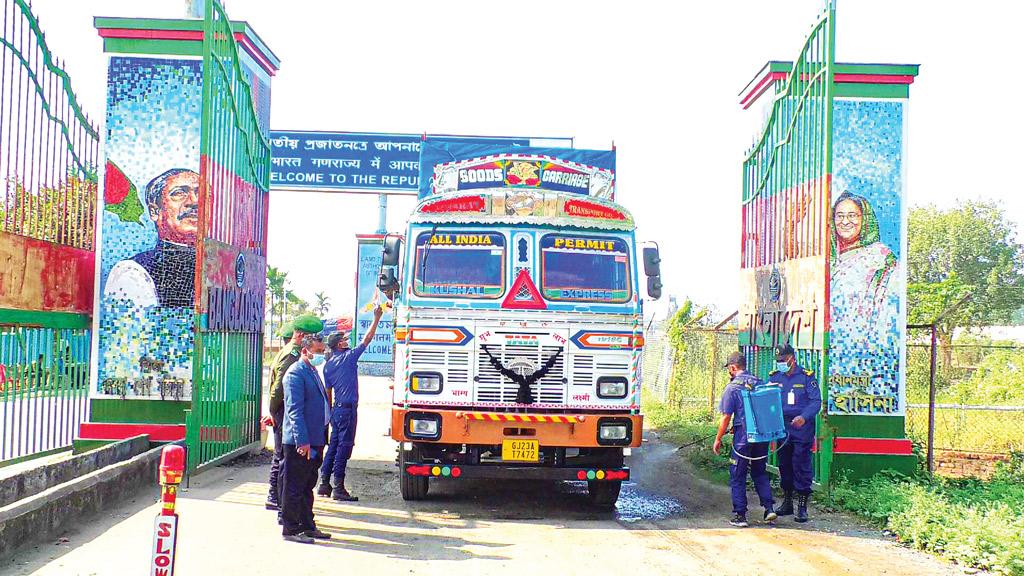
775,344,795,359
277,321,294,339
723,350,746,368
292,313,324,334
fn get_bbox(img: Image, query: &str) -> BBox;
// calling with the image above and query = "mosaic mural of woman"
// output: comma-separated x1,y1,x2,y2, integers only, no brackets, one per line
828,190,902,413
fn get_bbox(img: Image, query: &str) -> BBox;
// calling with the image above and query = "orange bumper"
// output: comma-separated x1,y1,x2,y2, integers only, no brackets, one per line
390,407,643,448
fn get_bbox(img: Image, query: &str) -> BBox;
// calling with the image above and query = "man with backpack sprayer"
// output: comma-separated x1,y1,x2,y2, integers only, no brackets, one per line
713,351,777,528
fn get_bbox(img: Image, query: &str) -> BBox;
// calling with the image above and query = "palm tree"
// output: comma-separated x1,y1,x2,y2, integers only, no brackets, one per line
313,292,331,317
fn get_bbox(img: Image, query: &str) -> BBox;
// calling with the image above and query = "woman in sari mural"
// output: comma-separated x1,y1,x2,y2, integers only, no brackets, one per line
829,191,902,414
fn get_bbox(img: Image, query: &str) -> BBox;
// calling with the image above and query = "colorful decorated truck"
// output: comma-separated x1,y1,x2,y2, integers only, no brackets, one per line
379,142,661,507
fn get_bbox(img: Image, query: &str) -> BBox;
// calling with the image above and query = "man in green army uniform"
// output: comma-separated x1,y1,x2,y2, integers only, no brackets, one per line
265,313,324,511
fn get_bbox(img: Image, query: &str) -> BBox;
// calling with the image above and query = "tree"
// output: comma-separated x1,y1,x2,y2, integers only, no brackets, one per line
266,266,287,339
909,201,1024,329
313,292,331,317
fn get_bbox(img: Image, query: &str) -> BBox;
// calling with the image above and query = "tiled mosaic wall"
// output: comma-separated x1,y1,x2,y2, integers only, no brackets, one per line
828,99,906,416
97,56,203,400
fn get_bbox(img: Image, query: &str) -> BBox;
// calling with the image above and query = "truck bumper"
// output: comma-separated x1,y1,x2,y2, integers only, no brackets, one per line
403,462,630,482
390,407,643,448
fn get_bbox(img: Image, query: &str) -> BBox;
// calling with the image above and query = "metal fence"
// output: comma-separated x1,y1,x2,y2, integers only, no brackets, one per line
185,0,270,473
904,327,1024,460
0,0,98,464
643,323,1024,475
0,326,90,461
643,324,738,413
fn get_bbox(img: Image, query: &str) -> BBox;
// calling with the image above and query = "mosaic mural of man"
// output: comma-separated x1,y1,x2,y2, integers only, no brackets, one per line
104,168,200,307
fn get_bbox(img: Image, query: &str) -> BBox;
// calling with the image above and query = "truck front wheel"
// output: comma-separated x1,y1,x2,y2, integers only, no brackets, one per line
588,480,622,509
399,445,429,501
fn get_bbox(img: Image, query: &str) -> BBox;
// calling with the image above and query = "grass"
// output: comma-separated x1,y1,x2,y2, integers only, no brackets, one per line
824,459,1024,576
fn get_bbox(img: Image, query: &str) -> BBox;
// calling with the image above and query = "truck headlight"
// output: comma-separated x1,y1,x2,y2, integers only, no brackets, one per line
597,376,628,399
410,419,438,435
405,412,442,440
597,418,632,446
410,372,443,394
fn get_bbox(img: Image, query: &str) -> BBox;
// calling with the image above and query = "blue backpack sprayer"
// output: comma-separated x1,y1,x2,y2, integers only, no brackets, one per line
735,382,788,461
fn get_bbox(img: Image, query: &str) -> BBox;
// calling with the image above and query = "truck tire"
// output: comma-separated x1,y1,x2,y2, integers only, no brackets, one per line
399,445,429,501
588,480,621,509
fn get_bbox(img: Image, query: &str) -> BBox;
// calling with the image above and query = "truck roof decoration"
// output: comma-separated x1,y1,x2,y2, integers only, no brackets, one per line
411,190,635,231
418,141,616,200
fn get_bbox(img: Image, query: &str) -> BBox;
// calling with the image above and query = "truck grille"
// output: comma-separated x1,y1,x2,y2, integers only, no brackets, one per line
409,349,470,388
570,354,630,387
476,344,566,404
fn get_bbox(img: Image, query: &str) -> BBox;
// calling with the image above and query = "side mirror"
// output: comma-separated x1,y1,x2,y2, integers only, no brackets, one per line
382,236,403,267
647,276,663,300
378,266,399,293
642,246,661,277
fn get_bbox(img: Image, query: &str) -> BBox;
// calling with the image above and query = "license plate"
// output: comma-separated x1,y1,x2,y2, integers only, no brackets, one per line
502,439,539,462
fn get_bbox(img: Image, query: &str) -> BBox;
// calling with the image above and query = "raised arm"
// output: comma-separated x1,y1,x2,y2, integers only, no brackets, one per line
361,306,385,348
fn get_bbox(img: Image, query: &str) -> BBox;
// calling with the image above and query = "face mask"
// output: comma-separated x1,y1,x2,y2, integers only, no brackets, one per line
776,361,790,373
309,353,326,367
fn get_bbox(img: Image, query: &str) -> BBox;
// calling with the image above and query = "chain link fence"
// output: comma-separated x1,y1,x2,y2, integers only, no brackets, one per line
905,327,1024,475
642,321,737,413
643,321,1024,477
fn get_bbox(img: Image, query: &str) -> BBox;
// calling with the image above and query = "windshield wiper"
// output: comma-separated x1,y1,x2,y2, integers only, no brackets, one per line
419,224,439,286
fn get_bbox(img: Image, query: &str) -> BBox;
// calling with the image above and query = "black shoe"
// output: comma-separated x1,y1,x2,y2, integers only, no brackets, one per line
265,499,280,511
777,490,794,516
729,513,749,528
282,533,314,544
763,506,777,523
304,529,332,540
795,493,810,523
332,487,359,502
316,479,333,497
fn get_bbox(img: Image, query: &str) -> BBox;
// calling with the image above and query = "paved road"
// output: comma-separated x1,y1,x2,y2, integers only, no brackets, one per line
4,378,971,575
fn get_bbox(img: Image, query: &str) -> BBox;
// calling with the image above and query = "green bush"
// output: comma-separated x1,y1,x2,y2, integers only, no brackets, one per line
826,472,1024,575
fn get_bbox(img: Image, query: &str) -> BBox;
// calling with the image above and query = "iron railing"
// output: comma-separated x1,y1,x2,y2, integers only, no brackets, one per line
738,3,835,484
0,0,98,249
0,326,90,462
0,0,97,464
186,0,271,473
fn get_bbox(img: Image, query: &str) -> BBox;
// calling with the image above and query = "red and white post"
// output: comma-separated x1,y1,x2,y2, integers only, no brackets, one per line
150,445,184,576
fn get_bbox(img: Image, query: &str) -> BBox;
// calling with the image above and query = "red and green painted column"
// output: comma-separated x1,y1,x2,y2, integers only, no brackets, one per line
77,14,278,452
740,59,920,483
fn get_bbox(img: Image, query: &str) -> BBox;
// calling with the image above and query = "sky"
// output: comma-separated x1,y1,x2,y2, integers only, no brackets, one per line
32,0,1024,321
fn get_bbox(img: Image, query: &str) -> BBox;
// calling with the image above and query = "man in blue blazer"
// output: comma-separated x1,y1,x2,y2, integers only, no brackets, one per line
280,333,332,543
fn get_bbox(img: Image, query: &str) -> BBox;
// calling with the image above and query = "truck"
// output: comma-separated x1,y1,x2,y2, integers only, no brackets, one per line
378,145,662,508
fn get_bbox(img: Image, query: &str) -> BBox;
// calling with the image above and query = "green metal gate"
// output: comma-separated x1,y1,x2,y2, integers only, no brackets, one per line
0,0,98,465
738,4,835,484
185,0,271,473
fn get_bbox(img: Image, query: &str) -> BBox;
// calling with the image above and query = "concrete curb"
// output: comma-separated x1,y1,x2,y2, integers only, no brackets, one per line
0,443,162,560
0,435,150,508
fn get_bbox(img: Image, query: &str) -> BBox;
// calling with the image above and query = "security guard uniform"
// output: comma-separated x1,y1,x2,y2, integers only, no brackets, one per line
720,370,775,519
768,346,821,522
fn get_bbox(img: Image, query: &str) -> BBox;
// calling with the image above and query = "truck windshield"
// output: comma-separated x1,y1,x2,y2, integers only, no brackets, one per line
541,234,631,303
413,231,505,298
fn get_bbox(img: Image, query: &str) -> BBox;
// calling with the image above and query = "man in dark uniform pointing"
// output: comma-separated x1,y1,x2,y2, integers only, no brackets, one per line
768,344,821,522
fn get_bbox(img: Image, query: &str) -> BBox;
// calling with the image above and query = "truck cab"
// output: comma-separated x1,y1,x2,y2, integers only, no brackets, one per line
381,184,661,508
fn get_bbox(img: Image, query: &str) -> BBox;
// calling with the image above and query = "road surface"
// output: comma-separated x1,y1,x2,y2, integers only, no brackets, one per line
3,377,971,575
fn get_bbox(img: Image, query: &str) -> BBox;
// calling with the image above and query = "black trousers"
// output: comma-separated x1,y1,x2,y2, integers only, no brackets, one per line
280,443,324,536
267,406,285,503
